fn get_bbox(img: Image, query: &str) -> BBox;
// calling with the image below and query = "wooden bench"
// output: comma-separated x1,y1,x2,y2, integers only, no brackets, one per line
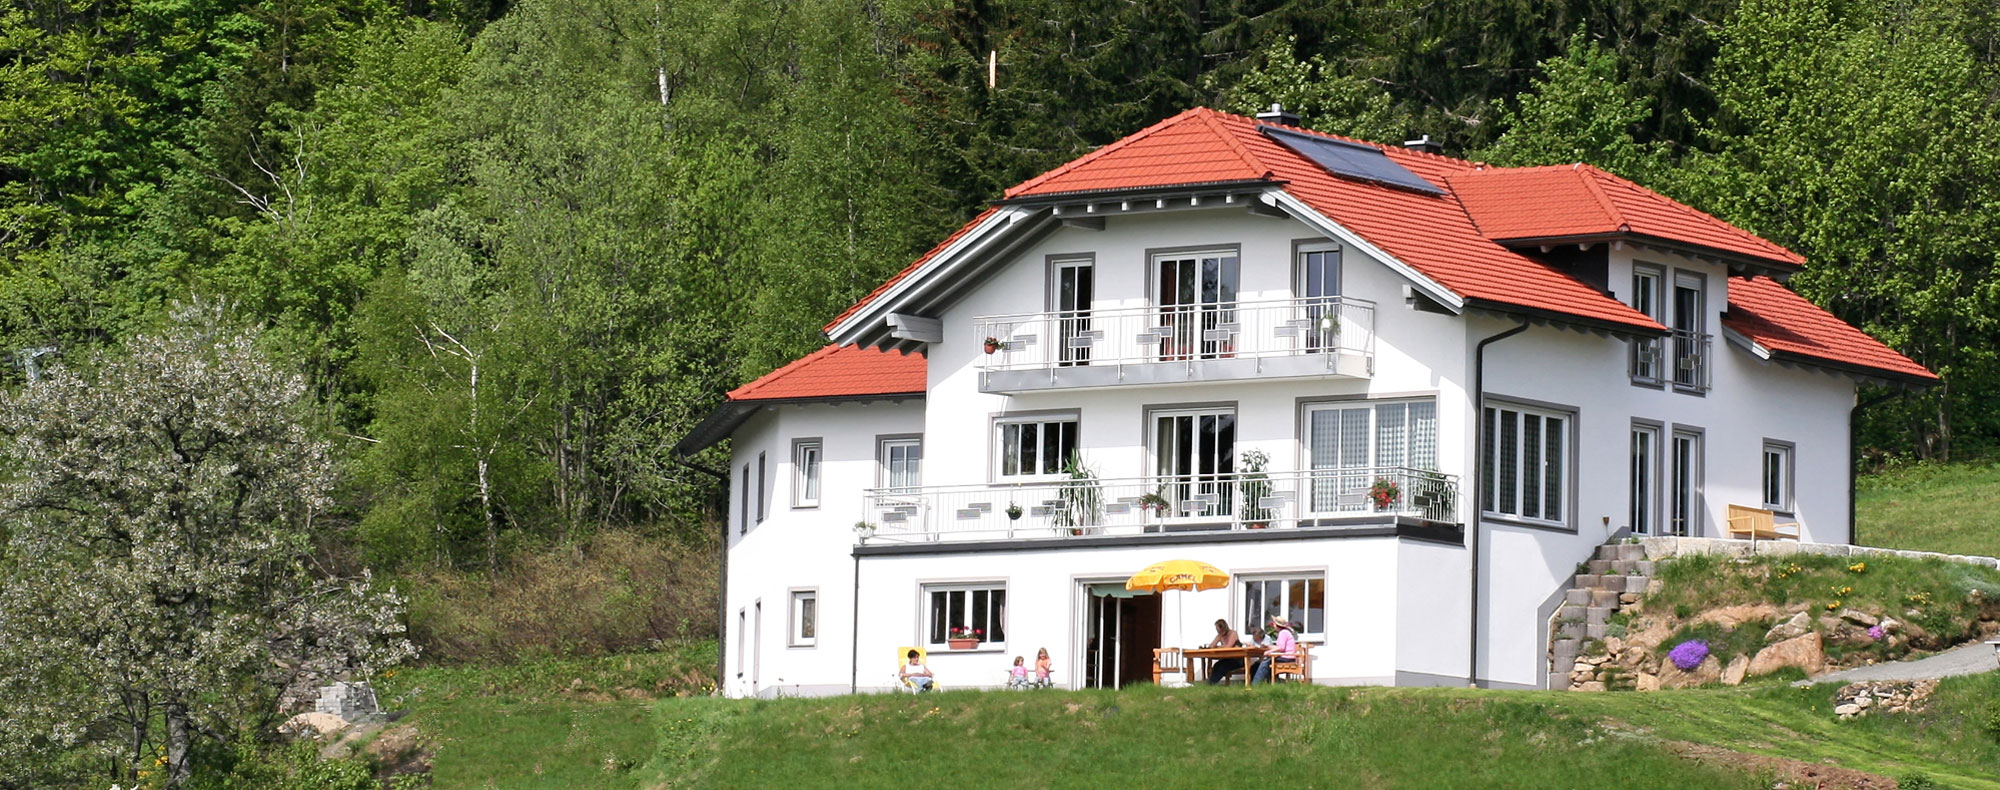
1725,504,1800,545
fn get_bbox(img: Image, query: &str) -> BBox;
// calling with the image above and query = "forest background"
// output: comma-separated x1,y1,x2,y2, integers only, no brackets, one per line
5,0,1999,660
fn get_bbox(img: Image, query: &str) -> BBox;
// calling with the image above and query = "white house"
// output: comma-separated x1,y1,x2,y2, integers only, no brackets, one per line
675,107,1936,698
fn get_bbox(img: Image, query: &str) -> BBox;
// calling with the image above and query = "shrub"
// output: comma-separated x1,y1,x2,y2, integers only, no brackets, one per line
1897,772,1940,790
1667,640,1710,671
403,529,719,663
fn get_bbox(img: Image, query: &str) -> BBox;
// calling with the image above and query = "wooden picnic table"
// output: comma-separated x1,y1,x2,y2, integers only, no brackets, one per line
1184,645,1269,687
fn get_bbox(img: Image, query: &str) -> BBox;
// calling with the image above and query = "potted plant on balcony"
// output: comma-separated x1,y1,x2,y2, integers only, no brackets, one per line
983,336,1007,354
853,521,877,540
1054,451,1103,536
1005,502,1022,521
1137,486,1172,518
1367,478,1401,512
1238,449,1273,528
947,626,983,650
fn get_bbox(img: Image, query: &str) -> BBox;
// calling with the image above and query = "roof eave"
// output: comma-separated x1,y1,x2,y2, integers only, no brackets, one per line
997,178,1287,206
825,208,1028,346
1491,232,1804,278
1720,326,1935,389
1464,298,1667,340
674,392,928,456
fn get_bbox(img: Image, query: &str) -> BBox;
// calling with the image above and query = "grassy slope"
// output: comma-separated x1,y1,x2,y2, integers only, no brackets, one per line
1857,459,2000,557
379,650,2000,789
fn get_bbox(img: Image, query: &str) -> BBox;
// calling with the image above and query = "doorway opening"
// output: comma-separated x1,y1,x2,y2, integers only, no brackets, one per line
1081,583,1161,689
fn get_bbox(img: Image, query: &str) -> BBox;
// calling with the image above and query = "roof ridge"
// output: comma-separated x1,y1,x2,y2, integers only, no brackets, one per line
1572,164,1629,231
1004,109,1204,198
1196,108,1273,179
1585,166,1803,263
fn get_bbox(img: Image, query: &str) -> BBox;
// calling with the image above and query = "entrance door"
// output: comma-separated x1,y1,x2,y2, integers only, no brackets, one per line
1052,259,1094,366
1082,586,1162,689
1156,252,1239,359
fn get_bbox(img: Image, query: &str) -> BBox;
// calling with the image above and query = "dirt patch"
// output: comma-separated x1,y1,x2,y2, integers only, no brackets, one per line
1652,738,1896,789
365,724,435,785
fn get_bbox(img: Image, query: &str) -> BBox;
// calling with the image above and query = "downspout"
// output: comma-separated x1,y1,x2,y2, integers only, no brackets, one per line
850,552,862,694
1468,320,1529,688
1848,390,1898,546
672,457,731,693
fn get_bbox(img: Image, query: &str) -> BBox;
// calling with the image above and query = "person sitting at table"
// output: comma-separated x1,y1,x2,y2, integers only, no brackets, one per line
1202,618,1244,684
1240,619,1265,648
1250,615,1298,684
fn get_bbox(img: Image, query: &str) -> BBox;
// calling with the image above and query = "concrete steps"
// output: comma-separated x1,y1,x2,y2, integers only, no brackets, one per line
1549,541,1657,689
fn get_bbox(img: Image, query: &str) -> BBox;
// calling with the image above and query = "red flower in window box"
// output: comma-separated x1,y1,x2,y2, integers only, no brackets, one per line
947,626,984,650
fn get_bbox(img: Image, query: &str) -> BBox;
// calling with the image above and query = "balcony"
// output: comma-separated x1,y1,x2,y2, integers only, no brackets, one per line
859,466,1458,546
1671,330,1712,393
974,297,1375,393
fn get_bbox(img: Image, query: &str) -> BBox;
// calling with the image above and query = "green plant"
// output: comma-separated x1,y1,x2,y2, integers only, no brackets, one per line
1368,477,1401,510
1238,449,1273,525
1137,487,1172,517
1005,502,1022,520
1897,772,1940,790
1054,451,1104,532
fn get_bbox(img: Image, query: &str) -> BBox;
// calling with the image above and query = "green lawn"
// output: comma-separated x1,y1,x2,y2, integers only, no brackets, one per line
1857,459,2000,557
376,648,2000,789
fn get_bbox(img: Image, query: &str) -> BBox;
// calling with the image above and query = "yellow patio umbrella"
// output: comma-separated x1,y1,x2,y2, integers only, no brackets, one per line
1126,559,1230,651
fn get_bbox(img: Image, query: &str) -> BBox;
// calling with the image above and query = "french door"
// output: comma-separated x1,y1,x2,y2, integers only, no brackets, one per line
1630,425,1659,535
1052,259,1094,366
1153,408,1236,518
1672,273,1705,389
1298,246,1342,351
1670,430,1702,536
1156,252,1239,359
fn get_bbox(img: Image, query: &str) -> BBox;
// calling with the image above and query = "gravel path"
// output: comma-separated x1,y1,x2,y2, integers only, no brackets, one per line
1795,642,1999,686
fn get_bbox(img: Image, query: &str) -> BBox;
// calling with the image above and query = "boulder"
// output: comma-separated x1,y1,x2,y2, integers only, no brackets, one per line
1635,672,1661,692
1659,654,1723,688
1577,680,1607,692
279,712,349,740
1721,655,1749,686
1838,608,1880,628
1695,603,1780,630
1834,703,1860,718
1747,632,1825,678
1763,611,1812,642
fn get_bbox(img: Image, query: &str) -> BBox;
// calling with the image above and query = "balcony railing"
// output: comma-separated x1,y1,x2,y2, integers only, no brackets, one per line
1671,330,1711,393
860,466,1457,544
973,297,1374,391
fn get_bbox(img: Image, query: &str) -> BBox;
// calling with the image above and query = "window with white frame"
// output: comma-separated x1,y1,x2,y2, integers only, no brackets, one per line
789,589,817,647
792,439,821,508
924,583,1006,647
1303,399,1438,512
739,463,750,534
1152,406,1236,518
996,415,1078,479
1762,441,1794,512
1481,403,1571,525
1242,574,1325,641
880,437,922,491
1630,264,1663,384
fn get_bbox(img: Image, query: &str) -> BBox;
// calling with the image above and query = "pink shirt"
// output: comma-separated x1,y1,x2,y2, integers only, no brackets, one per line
1011,665,1028,679
1270,628,1297,658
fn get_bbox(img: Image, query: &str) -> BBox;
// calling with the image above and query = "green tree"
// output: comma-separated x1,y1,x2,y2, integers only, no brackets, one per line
1479,30,1667,180
0,301,414,787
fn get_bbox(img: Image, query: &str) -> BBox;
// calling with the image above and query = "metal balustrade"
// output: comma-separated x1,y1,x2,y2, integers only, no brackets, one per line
858,466,1458,544
1672,330,1712,393
973,297,1375,390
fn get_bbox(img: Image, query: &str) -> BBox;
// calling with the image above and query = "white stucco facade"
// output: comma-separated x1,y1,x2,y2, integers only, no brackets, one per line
714,202,1869,699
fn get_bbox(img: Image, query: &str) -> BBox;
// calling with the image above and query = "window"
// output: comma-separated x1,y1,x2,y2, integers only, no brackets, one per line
1630,265,1663,384
1630,424,1660,534
1154,249,1239,360
1303,399,1438,512
735,608,746,675
792,440,821,508
1298,245,1342,352
997,415,1078,479
1481,403,1571,525
1051,258,1094,366
755,452,767,523
1672,271,1710,392
1242,574,1325,641
924,584,1006,647
739,463,750,534
1671,429,1703,536
1152,407,1236,517
1762,440,1794,512
880,437,922,491
789,589,817,647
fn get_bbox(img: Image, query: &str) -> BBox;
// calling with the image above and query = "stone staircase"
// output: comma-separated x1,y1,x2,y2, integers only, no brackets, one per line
1549,542,1660,688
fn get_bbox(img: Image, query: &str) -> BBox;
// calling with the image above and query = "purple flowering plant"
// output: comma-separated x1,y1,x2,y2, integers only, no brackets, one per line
1667,639,1710,671
1867,625,1885,640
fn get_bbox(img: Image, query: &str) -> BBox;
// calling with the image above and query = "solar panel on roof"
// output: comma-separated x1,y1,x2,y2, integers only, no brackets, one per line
1260,126,1444,195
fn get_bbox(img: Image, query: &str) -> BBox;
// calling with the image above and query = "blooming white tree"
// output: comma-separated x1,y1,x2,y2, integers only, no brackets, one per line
0,301,415,787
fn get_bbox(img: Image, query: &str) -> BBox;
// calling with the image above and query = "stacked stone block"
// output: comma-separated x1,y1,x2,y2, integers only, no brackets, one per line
1549,542,1658,687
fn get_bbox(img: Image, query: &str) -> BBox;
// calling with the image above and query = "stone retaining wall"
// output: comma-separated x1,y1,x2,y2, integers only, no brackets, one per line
1635,537,2000,569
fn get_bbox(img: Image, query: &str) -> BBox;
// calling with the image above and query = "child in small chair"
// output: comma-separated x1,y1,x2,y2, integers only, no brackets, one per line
1007,656,1031,689
1034,647,1053,688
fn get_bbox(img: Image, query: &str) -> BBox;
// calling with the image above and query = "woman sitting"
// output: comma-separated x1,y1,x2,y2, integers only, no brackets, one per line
1250,615,1298,684
1202,618,1243,684
901,648,936,692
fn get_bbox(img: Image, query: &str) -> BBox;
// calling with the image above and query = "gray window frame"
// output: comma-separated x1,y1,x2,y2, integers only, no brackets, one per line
1479,394,1579,532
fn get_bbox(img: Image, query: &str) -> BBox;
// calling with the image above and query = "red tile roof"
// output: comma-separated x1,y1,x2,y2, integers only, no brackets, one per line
824,107,1930,382
1449,165,1806,267
727,343,927,401
1723,277,1937,382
